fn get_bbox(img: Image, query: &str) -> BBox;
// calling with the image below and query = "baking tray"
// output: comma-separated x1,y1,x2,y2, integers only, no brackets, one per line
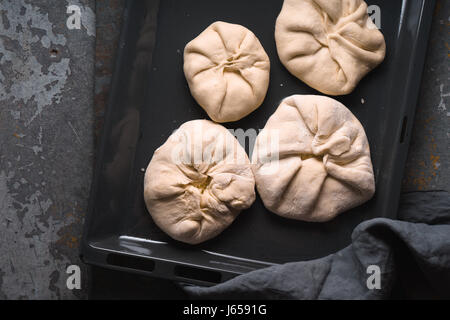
81,0,436,286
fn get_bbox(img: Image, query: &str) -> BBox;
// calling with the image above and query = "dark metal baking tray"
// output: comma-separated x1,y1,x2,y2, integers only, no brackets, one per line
81,0,436,286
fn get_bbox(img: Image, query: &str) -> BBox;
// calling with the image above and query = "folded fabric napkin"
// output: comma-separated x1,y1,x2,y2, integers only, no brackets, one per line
184,191,450,299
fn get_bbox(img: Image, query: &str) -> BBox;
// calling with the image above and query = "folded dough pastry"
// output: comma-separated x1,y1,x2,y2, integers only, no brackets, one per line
144,120,256,244
252,95,375,222
184,21,270,123
275,0,386,95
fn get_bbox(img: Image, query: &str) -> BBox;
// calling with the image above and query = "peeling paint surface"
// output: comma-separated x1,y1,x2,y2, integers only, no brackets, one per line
0,0,94,299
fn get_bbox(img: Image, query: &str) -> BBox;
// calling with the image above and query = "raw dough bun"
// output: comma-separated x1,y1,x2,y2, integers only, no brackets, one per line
144,120,255,244
252,95,375,222
275,0,386,95
184,21,270,123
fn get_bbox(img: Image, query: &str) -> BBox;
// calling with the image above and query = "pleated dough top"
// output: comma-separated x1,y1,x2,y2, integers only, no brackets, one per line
184,21,270,122
275,0,385,95
252,95,375,222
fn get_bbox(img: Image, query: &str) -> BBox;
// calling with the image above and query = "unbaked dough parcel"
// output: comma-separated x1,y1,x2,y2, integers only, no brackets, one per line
252,95,375,222
275,0,386,95
144,120,255,244
184,21,270,123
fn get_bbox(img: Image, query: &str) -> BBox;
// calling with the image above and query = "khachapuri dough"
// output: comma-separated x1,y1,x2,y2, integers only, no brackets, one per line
184,21,270,122
144,120,256,244
252,95,375,222
275,0,386,95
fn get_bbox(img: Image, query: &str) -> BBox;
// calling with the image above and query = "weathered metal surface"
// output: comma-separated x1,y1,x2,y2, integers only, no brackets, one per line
0,0,95,299
402,0,449,192
94,0,124,143
0,0,447,299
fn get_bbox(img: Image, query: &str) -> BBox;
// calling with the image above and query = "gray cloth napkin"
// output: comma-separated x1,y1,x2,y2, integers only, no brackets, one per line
184,191,450,299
